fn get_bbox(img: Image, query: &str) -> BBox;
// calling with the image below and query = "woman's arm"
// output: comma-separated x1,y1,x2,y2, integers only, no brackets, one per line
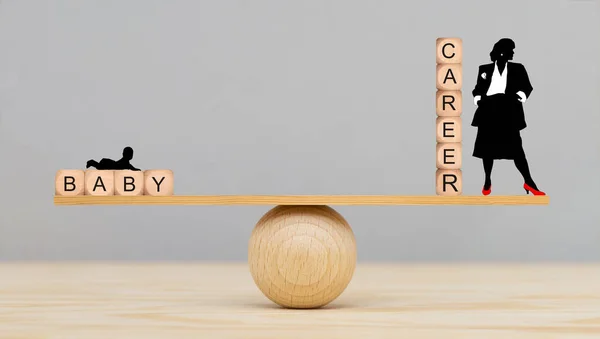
472,65,486,105
516,64,533,102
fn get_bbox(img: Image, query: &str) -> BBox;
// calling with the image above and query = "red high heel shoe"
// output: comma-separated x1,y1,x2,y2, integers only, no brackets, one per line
524,183,545,196
482,185,491,196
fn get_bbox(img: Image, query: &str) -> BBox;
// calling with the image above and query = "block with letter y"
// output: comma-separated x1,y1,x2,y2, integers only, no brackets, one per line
144,170,174,196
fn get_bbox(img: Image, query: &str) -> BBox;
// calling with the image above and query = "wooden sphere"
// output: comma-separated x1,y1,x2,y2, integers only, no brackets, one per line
248,205,357,309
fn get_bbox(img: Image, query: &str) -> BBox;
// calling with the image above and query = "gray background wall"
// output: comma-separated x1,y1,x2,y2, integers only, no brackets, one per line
0,0,598,261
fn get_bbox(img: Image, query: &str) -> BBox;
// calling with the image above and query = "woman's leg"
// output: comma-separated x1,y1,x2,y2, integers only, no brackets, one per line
514,155,537,189
483,158,493,189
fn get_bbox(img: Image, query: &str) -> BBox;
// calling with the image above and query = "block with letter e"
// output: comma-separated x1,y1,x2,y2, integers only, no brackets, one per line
436,117,462,143
55,170,85,196
143,170,174,196
436,142,462,169
114,170,144,196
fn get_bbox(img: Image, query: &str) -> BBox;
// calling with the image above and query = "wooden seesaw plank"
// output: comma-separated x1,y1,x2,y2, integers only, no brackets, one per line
54,195,549,206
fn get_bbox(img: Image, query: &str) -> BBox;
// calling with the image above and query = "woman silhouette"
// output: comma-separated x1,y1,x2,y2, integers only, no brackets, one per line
471,38,545,196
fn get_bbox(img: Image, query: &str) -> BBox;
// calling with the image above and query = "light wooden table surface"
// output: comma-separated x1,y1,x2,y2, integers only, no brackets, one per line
1,263,599,338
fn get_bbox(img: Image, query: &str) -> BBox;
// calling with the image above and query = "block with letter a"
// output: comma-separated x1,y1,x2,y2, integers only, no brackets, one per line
84,170,115,196
436,64,462,91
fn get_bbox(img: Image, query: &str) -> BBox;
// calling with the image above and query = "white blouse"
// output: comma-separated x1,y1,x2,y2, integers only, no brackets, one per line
486,62,508,96
474,62,526,105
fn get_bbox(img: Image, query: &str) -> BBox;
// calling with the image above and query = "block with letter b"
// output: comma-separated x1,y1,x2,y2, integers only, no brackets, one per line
114,170,144,196
436,64,462,90
436,142,462,169
436,37,462,64
436,90,462,117
84,170,115,196
436,117,462,143
55,170,85,196
143,170,174,196
436,169,462,196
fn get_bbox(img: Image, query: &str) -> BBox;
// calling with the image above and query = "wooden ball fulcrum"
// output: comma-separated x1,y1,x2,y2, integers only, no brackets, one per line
248,205,357,309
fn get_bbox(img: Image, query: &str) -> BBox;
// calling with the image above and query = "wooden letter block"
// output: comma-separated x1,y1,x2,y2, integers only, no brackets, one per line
55,170,84,196
143,170,174,196
436,169,462,196
436,117,462,143
114,170,144,196
436,64,462,90
436,38,462,64
84,170,115,196
436,90,462,116
436,142,462,169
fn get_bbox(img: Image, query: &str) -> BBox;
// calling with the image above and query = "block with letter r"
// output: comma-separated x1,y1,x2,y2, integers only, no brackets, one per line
436,169,462,196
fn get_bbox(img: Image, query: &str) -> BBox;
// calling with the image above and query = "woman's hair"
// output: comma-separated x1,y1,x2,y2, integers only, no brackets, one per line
489,38,515,62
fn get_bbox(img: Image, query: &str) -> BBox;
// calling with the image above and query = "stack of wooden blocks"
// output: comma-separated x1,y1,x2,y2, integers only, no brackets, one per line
435,38,463,196
54,169,174,196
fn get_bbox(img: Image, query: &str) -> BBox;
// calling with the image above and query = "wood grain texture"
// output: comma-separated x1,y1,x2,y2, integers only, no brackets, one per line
53,195,550,206
249,205,356,309
2,263,600,338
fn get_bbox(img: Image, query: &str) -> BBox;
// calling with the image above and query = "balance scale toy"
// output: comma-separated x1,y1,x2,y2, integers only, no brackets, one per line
53,38,550,309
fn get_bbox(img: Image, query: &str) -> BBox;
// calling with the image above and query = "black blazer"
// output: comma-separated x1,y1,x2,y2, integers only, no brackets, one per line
471,62,533,130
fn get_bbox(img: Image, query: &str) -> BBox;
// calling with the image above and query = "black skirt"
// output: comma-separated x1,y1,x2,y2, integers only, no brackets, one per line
472,93,526,160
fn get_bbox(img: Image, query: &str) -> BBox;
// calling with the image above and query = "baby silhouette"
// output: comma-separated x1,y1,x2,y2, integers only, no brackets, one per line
86,147,141,171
